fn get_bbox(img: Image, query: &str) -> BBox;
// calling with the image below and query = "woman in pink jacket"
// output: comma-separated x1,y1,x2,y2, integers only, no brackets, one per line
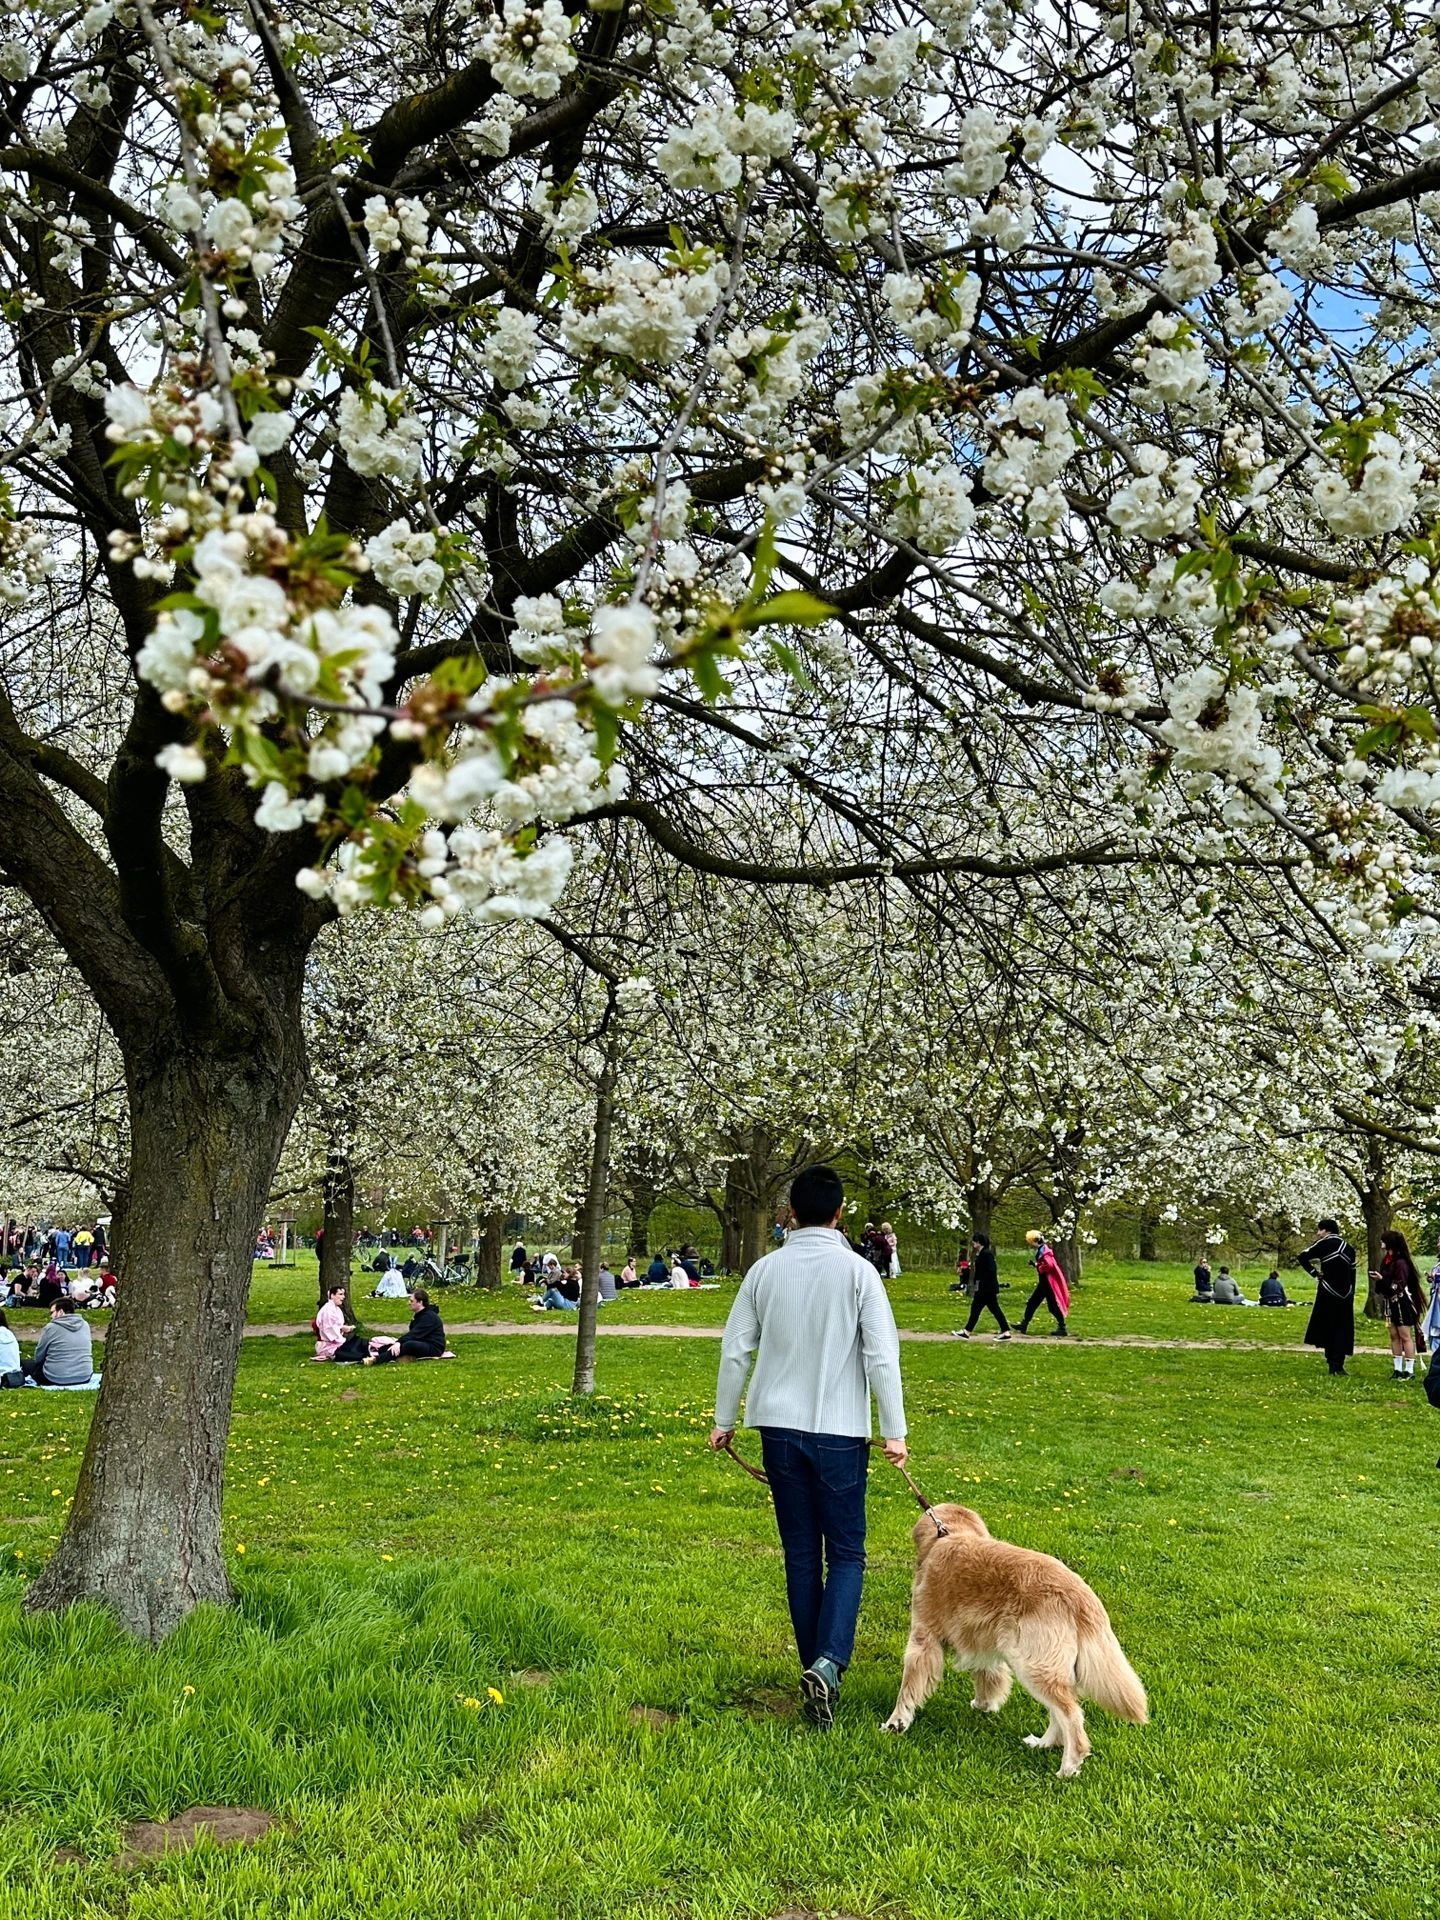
1018,1230,1070,1337
314,1284,352,1360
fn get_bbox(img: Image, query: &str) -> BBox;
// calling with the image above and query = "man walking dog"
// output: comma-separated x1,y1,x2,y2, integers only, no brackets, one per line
710,1165,907,1729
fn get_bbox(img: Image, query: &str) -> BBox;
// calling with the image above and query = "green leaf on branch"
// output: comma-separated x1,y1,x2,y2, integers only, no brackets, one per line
741,590,832,629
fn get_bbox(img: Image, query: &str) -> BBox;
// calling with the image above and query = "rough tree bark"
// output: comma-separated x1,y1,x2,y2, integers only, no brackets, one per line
475,1208,507,1289
318,1146,356,1318
1137,1206,1159,1262
625,1172,656,1261
965,1187,996,1240
572,1060,616,1397
25,1012,306,1640
1358,1140,1393,1276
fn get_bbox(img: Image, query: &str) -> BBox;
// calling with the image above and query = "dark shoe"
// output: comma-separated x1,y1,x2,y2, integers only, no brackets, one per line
997,1330,1013,1341
952,1329,971,1340
1051,1327,1069,1337
800,1660,839,1730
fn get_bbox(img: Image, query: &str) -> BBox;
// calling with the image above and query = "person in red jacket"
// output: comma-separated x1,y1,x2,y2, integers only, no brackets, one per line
1018,1230,1070,1337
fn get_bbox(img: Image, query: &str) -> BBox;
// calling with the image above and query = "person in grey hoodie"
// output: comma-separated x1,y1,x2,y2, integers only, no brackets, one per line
21,1299,94,1384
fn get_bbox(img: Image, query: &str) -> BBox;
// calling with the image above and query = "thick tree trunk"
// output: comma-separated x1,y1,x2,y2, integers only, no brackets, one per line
1359,1144,1392,1275
740,1200,767,1273
719,1164,745,1273
966,1187,995,1240
573,1067,616,1398
1137,1206,1158,1262
475,1208,506,1289
25,1034,303,1641
318,1147,355,1318
626,1176,656,1261
1053,1234,1083,1287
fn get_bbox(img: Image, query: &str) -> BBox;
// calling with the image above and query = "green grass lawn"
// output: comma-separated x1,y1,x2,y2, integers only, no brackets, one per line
1,1322,1437,1918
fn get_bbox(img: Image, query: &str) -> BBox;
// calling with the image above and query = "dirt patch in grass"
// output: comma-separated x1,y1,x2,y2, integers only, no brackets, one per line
627,1705,675,1729
115,1806,278,1868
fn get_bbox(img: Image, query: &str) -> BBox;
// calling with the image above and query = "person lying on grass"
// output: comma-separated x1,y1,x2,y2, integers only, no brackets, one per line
364,1289,446,1365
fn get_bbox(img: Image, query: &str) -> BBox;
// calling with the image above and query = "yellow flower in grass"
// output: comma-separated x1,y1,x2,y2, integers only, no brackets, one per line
234,1543,246,1554
487,1687,504,1705
458,1696,483,1710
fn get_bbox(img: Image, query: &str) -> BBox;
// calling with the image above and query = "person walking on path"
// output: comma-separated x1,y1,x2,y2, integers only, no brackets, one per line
1372,1228,1426,1382
953,1232,1012,1339
1297,1217,1357,1376
1017,1230,1070,1336
709,1164,907,1731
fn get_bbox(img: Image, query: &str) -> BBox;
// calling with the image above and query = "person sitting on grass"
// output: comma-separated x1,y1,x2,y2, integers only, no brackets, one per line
372,1259,408,1299
364,1289,446,1364
670,1254,693,1289
1259,1270,1290,1306
645,1253,669,1286
1191,1260,1214,1302
11,1298,94,1385
598,1262,617,1303
1213,1266,1251,1306
533,1265,581,1312
314,1283,353,1360
0,1309,18,1381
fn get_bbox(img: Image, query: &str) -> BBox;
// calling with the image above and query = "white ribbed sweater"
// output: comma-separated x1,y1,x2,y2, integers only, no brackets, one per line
714,1228,907,1439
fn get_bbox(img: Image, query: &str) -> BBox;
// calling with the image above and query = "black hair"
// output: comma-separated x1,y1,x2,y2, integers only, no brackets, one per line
0,1309,7,1328
410,1286,430,1308
972,1231,991,1249
1317,1216,1339,1234
789,1164,845,1227
54,1297,78,1312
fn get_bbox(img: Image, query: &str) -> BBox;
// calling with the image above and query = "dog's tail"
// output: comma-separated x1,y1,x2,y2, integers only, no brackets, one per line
1075,1620,1147,1722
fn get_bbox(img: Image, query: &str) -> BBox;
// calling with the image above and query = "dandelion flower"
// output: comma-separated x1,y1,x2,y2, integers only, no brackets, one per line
487,1687,504,1705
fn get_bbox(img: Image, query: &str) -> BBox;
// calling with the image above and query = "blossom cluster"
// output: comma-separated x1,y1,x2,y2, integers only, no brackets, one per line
561,252,730,366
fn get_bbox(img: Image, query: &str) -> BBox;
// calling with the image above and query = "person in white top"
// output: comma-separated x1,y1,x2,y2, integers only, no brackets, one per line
710,1164,907,1730
670,1259,691,1289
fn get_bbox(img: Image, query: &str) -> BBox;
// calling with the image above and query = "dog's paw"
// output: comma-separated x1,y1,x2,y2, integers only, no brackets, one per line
1057,1758,1086,1779
1022,1733,1047,1747
880,1715,908,1734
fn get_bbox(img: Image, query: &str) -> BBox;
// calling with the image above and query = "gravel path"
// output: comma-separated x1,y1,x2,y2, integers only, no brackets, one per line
70,1317,1390,1355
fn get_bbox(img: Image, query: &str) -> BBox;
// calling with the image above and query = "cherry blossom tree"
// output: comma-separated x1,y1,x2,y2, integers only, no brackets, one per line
6,0,1440,1637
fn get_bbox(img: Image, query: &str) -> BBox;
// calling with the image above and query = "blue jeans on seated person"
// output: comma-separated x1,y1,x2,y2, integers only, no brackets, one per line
542,1288,578,1311
757,1427,869,1673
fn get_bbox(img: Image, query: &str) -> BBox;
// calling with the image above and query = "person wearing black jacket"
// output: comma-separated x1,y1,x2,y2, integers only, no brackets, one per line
1297,1219,1356,1375
952,1233,1012,1340
364,1289,447,1364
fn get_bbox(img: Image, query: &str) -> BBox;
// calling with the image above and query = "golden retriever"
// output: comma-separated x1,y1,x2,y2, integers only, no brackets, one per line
882,1504,1147,1776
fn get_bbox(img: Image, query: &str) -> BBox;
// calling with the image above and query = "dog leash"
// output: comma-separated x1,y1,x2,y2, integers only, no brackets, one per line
720,1439,769,1484
890,1456,948,1537
720,1439,948,1537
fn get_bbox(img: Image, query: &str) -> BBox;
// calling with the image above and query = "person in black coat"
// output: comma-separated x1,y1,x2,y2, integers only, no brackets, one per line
952,1233,1012,1339
364,1288,447,1364
1297,1219,1356,1375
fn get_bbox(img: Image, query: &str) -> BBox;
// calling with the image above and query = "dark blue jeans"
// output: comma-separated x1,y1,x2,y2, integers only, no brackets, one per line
758,1428,869,1672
